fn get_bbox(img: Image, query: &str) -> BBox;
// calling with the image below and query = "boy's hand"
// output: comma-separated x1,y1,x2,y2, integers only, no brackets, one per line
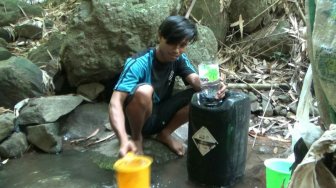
119,140,137,158
216,79,227,99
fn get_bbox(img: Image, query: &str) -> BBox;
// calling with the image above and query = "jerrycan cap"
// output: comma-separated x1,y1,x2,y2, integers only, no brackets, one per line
113,152,153,173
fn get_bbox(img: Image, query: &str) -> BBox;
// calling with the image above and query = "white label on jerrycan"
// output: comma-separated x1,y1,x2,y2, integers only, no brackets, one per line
192,126,218,156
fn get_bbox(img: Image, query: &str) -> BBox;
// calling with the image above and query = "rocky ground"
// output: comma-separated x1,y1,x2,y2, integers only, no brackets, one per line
1,0,317,157
0,0,322,187
7,0,317,143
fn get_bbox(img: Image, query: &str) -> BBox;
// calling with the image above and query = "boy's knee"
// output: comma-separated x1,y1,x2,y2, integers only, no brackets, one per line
129,84,153,108
134,85,153,101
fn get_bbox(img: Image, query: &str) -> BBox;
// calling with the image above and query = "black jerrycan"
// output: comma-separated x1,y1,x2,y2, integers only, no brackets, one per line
187,91,250,187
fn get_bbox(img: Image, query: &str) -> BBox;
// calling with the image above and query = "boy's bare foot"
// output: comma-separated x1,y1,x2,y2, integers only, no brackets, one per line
156,131,185,156
133,139,144,155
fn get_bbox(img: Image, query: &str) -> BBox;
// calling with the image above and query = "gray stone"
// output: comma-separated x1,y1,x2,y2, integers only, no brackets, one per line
174,25,218,91
280,108,288,116
61,0,217,87
0,0,44,27
248,92,258,102
278,94,291,103
27,123,62,153
0,56,45,109
0,113,15,142
0,38,8,48
186,24,218,66
274,105,282,115
28,32,65,92
28,32,64,76
0,47,12,61
15,19,43,40
0,132,28,158
77,82,105,101
61,103,110,139
241,18,292,60
191,0,230,42
286,111,296,120
263,119,271,126
61,0,181,86
288,102,297,114
251,101,261,113
17,95,83,125
261,96,274,117
229,0,275,33
274,105,287,116
0,28,13,43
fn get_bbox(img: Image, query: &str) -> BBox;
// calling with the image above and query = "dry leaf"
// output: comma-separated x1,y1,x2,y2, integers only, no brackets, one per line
273,147,278,154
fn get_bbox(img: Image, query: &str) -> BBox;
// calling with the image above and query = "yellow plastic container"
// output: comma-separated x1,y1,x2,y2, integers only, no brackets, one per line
113,153,153,188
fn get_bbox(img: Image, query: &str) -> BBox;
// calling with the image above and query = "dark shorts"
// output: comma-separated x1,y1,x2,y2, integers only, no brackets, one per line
125,87,195,135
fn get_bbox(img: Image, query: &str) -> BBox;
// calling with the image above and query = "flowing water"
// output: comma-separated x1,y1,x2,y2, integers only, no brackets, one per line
0,148,199,188
0,137,279,188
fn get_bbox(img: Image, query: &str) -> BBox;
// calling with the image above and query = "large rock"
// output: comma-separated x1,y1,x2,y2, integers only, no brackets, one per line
0,37,8,47
15,19,43,40
0,0,44,27
61,0,181,86
0,132,28,158
61,103,110,139
241,18,292,60
190,0,230,42
17,95,83,126
61,0,218,87
28,32,64,73
0,112,15,142
0,56,45,109
229,0,276,33
28,33,65,92
0,28,14,43
27,123,62,153
174,24,218,91
186,24,218,65
76,82,105,101
0,47,12,61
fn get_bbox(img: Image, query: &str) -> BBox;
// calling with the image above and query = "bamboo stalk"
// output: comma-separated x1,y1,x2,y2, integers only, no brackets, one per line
293,0,307,25
227,83,290,90
185,0,197,19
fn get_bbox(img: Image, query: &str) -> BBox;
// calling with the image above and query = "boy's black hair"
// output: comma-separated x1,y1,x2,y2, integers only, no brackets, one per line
158,15,198,45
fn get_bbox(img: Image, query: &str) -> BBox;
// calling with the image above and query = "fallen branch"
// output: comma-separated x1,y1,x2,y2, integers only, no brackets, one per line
0,107,13,115
267,135,291,143
85,133,115,147
252,88,275,148
17,5,29,19
70,128,100,144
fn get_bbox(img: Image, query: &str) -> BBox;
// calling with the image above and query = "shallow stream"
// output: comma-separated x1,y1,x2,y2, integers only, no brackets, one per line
0,137,280,188
0,148,204,188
